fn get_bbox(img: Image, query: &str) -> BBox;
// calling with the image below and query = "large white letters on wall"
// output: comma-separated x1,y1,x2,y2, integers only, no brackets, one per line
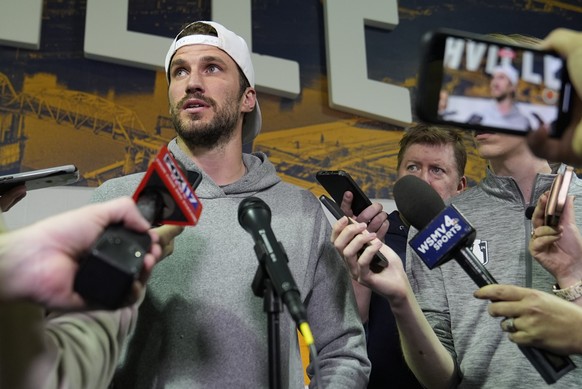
0,0,411,124
0,0,43,49
324,0,411,126
211,0,300,98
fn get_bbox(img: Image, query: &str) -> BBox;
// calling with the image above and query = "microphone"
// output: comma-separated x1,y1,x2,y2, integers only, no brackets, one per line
393,175,575,384
74,145,203,309
132,146,203,226
238,197,308,328
393,175,495,287
467,114,483,125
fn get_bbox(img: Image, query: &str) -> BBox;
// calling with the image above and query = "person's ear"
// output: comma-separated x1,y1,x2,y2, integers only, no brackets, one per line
241,87,256,113
457,176,467,193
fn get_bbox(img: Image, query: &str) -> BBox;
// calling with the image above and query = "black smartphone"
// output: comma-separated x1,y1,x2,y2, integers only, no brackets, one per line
186,170,203,191
0,164,80,195
416,28,574,138
319,194,389,272
545,165,573,226
316,170,372,216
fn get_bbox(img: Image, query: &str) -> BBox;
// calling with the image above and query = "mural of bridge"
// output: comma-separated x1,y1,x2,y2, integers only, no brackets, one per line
0,72,170,185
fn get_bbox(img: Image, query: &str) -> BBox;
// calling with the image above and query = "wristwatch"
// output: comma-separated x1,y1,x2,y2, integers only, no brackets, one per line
553,280,582,301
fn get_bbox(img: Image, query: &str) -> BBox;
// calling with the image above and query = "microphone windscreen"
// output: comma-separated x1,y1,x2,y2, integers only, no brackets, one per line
238,197,271,231
393,175,445,230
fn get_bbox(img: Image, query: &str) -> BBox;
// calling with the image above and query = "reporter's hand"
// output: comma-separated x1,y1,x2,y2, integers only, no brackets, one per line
331,216,406,302
0,185,26,212
152,224,184,261
529,192,582,287
340,191,389,240
527,28,582,165
475,284,582,356
0,197,163,310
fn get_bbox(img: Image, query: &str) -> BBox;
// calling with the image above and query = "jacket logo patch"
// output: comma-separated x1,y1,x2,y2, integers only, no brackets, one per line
471,239,489,265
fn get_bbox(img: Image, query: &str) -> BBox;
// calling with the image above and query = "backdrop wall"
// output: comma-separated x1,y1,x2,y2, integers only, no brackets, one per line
1,0,581,226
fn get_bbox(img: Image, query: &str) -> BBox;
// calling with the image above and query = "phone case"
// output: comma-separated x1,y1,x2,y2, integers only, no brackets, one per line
318,194,389,270
315,170,372,215
545,166,573,226
319,194,346,220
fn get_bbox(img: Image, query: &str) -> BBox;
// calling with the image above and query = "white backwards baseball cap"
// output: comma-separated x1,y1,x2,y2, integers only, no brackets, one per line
492,64,519,86
164,21,261,145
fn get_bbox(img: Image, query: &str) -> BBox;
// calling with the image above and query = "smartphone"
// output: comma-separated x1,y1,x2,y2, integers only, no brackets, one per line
0,164,80,195
545,166,573,226
319,194,389,272
416,28,574,138
316,170,372,216
186,170,203,191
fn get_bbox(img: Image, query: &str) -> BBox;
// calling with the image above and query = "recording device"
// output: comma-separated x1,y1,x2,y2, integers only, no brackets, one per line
545,165,574,227
316,170,372,215
238,197,308,327
74,146,203,309
0,164,79,194
131,148,202,227
416,28,574,138
393,175,495,286
393,174,575,384
319,194,389,272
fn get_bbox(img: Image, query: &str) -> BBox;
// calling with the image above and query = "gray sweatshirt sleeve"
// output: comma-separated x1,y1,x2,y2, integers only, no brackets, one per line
304,202,371,388
0,302,138,389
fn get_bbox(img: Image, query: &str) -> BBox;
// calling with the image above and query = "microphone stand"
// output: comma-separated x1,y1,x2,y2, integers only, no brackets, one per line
251,245,282,389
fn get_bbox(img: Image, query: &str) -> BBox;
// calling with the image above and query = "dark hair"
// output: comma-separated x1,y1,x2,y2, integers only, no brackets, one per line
174,22,250,97
397,123,467,179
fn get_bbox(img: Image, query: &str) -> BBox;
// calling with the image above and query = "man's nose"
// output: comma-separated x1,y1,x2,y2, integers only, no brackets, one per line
418,170,431,185
185,73,204,94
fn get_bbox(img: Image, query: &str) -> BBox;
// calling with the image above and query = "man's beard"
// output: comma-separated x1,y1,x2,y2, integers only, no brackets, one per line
494,93,509,103
171,92,241,149
491,88,510,103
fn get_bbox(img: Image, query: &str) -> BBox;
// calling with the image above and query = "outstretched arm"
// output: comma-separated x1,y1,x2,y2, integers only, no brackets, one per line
0,196,169,310
339,191,389,322
0,197,184,389
529,193,582,305
475,284,582,356
331,217,457,388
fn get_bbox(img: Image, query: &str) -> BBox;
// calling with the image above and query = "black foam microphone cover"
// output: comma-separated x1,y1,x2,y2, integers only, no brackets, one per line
393,175,445,229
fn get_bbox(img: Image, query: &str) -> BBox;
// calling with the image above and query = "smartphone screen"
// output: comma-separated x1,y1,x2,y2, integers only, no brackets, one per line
416,28,573,138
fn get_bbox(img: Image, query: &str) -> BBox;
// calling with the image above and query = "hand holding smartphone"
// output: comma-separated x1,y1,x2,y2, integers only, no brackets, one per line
315,170,372,216
320,194,389,272
416,28,575,138
545,165,573,226
0,164,79,195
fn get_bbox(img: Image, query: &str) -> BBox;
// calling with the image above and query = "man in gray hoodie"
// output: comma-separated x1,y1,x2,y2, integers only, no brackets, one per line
90,21,369,388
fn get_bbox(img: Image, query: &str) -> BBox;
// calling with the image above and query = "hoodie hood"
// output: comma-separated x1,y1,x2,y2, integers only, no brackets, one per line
167,138,281,199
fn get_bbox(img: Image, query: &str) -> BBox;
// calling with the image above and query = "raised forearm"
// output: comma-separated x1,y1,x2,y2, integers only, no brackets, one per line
351,279,372,323
389,287,458,389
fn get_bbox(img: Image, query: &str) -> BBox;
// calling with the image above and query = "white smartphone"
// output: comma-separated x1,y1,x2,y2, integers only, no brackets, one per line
0,164,80,194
